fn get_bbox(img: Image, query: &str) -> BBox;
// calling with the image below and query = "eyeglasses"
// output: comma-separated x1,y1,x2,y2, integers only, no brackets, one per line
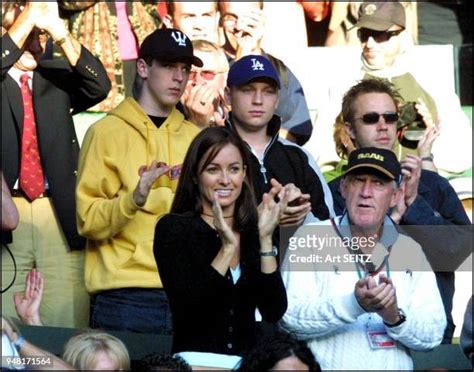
189,70,226,81
353,112,399,125
357,28,403,43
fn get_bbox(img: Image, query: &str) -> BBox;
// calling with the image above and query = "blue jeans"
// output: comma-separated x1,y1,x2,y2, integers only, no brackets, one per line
90,288,172,335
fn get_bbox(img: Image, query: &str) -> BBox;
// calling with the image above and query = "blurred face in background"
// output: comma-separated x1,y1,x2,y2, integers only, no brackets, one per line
168,2,220,44
359,25,405,69
219,1,263,52
187,48,228,91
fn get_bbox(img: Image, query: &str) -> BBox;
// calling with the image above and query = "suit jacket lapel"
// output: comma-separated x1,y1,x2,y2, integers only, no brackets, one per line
32,70,53,152
4,74,23,134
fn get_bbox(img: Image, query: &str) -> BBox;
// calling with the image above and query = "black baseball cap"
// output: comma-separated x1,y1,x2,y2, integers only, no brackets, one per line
139,28,203,67
345,147,401,183
354,2,406,31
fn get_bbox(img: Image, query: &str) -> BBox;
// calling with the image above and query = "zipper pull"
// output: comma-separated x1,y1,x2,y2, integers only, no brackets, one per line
260,164,268,184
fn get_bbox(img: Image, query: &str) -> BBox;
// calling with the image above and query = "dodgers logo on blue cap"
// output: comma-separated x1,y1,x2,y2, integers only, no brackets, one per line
227,55,280,89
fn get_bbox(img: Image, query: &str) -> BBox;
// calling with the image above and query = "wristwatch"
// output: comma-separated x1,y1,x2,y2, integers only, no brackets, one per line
421,154,434,162
260,246,278,257
13,335,26,351
384,308,407,328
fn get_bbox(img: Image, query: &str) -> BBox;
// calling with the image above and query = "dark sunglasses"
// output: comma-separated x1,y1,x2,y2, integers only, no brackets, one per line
357,28,403,43
353,112,399,125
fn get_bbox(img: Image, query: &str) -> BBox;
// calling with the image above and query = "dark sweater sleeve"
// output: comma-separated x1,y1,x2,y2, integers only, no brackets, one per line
328,176,346,215
153,214,232,305
400,172,471,271
1,34,24,77
37,45,111,114
255,270,288,323
300,151,330,220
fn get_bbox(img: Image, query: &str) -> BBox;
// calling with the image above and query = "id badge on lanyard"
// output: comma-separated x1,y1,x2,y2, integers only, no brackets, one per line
365,315,396,349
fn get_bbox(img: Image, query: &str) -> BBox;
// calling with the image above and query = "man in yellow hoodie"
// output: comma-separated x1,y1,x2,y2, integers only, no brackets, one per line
76,28,203,334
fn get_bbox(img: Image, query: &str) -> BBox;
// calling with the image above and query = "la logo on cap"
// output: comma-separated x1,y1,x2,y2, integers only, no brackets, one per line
251,58,265,71
171,31,187,47
364,3,377,15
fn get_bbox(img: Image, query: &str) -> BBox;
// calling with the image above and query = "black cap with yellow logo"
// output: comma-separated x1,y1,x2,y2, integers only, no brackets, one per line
345,147,401,183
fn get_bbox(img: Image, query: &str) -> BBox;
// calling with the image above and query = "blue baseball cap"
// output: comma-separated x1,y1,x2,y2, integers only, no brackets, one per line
227,55,280,89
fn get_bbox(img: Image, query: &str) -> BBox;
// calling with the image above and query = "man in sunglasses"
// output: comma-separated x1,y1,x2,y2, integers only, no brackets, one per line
317,1,472,177
180,40,230,128
357,1,471,178
328,79,471,344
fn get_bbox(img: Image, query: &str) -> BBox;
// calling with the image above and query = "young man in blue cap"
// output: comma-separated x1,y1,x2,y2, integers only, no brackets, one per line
76,28,203,334
225,54,334,234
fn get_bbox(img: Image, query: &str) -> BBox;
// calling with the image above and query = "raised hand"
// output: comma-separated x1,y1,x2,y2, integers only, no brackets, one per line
182,84,219,128
212,191,238,250
415,98,436,133
375,274,400,324
235,8,265,57
354,276,396,315
274,180,311,226
133,161,170,207
389,180,407,224
209,191,239,276
416,97,439,170
258,180,289,240
13,268,43,326
29,1,67,40
399,154,421,207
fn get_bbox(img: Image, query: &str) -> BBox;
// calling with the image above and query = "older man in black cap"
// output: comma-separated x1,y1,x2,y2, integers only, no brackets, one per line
281,147,446,370
76,28,203,334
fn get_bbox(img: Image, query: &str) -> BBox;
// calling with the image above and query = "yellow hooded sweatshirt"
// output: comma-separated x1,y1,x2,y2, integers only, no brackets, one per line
76,98,200,294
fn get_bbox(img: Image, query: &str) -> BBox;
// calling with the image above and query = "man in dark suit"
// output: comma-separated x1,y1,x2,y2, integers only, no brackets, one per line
1,1,110,328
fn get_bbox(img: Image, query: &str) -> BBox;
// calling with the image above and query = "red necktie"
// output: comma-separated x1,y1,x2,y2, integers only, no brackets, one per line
19,73,45,201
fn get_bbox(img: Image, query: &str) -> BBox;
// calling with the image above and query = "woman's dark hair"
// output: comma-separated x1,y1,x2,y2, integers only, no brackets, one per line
238,332,321,371
171,127,257,230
